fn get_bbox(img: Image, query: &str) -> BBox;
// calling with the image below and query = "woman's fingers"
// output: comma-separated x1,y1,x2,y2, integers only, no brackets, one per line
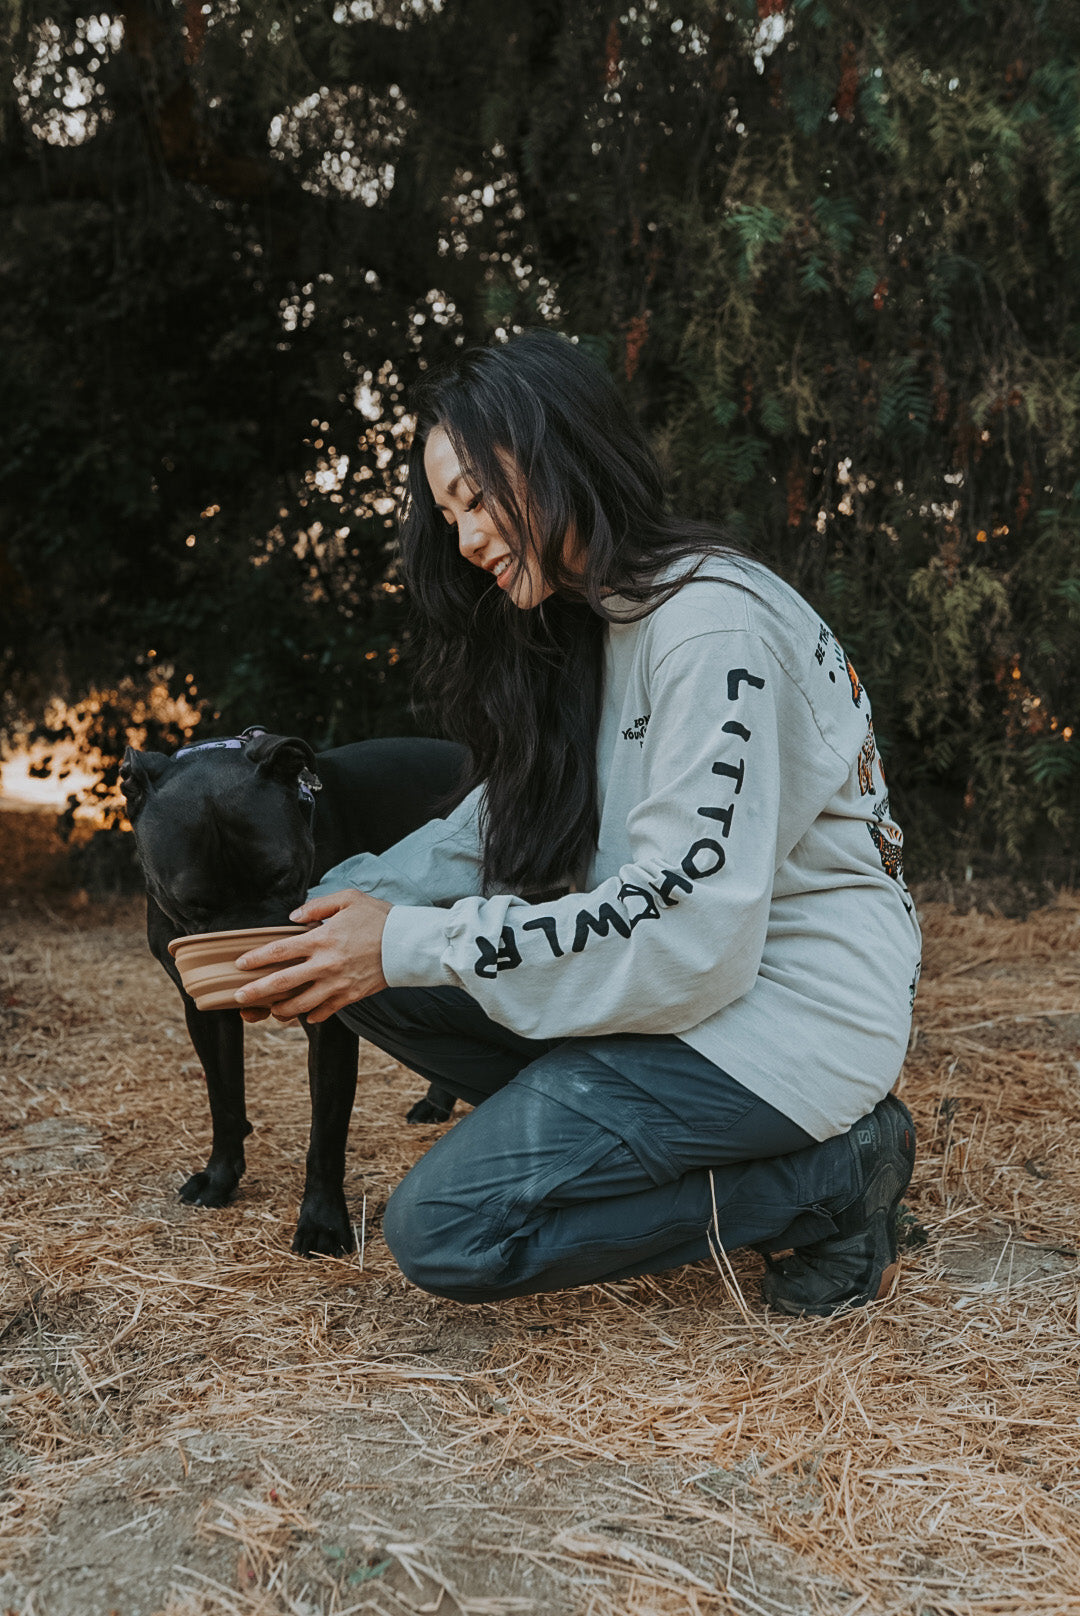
233,889,390,1018
235,934,315,971
269,985,353,1024
235,960,317,1008
241,976,352,1023
289,891,356,925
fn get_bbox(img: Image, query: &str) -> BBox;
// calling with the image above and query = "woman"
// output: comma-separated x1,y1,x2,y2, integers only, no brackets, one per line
236,329,920,1316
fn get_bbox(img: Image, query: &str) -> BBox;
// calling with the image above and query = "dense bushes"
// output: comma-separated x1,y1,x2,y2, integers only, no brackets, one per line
2,1,1078,874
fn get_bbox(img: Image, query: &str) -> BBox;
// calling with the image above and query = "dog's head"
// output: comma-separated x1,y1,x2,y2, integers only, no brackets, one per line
122,730,320,935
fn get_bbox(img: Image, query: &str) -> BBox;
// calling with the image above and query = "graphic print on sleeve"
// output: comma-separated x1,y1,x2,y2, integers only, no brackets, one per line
868,818,904,881
471,661,768,979
858,717,877,798
813,621,862,707
812,618,910,892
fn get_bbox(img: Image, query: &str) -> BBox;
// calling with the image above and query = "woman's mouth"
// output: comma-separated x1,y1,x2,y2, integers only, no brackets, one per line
491,558,512,587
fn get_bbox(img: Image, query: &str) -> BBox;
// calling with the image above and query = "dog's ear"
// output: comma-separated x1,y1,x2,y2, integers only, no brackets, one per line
120,747,170,818
244,732,317,785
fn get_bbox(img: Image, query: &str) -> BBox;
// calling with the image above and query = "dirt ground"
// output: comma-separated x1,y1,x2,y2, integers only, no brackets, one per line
2,807,1080,1616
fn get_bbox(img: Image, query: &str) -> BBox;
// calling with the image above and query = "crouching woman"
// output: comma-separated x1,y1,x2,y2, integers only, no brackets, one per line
237,330,920,1317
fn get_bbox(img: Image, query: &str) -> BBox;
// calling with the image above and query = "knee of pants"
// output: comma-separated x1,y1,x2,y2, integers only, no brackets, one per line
336,986,432,1039
381,1167,503,1302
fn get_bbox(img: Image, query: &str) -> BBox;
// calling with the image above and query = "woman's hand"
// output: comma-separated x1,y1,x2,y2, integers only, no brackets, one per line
233,889,391,1024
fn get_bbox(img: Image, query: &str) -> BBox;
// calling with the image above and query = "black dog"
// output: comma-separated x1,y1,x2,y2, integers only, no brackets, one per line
121,729,466,1256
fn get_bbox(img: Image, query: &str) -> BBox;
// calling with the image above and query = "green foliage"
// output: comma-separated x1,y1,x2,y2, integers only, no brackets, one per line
812,195,861,256
3,0,1080,874
727,203,791,279
1027,738,1080,788
876,359,931,444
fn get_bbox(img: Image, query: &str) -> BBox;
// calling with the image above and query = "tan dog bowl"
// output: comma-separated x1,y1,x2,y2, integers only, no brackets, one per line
168,925,315,1012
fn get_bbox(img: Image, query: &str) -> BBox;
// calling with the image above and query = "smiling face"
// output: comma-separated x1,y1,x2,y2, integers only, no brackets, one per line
423,424,559,610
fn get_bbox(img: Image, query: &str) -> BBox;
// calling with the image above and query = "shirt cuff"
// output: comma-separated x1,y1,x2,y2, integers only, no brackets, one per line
308,855,430,907
381,903,454,989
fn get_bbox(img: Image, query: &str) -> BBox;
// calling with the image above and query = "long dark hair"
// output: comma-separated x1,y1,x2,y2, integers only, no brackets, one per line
398,329,745,894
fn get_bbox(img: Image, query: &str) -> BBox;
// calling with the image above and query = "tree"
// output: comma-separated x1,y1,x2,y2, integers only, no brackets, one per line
3,0,1079,872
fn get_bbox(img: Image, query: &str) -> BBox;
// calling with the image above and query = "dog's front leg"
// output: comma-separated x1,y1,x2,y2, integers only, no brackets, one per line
179,1000,252,1207
293,1015,359,1257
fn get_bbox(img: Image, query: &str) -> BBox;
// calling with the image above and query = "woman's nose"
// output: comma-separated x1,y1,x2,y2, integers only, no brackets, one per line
457,518,485,560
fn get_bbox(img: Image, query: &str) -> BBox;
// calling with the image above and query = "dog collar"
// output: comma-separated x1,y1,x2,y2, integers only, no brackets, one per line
174,738,244,758
174,727,320,808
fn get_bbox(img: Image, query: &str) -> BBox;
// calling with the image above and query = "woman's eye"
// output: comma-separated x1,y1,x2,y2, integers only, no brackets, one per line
465,492,484,512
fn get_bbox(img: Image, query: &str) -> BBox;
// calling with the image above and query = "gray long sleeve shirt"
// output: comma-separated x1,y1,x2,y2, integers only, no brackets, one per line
312,559,922,1140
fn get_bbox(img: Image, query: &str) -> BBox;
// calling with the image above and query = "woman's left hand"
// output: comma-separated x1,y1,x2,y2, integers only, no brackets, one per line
233,889,390,1023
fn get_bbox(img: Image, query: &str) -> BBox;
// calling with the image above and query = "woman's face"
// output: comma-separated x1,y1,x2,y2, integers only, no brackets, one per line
423,424,556,610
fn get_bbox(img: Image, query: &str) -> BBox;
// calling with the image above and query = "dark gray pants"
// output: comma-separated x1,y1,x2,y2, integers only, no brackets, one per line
339,987,866,1302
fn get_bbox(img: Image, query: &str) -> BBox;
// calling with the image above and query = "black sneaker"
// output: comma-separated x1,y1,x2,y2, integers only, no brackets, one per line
761,1094,916,1317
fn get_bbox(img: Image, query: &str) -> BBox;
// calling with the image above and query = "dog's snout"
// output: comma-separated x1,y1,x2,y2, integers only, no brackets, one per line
205,902,299,934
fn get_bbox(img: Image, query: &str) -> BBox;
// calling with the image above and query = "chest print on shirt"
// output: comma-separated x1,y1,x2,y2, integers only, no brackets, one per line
621,714,650,746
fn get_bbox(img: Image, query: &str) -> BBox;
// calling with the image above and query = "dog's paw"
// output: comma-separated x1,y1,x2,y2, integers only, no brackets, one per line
179,1165,240,1207
292,1196,354,1259
406,1092,455,1125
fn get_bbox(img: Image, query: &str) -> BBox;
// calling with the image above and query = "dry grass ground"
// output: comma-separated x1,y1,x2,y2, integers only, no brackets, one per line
1,806,1079,1616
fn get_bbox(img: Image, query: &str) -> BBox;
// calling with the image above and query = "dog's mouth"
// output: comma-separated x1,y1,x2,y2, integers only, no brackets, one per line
153,885,306,938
